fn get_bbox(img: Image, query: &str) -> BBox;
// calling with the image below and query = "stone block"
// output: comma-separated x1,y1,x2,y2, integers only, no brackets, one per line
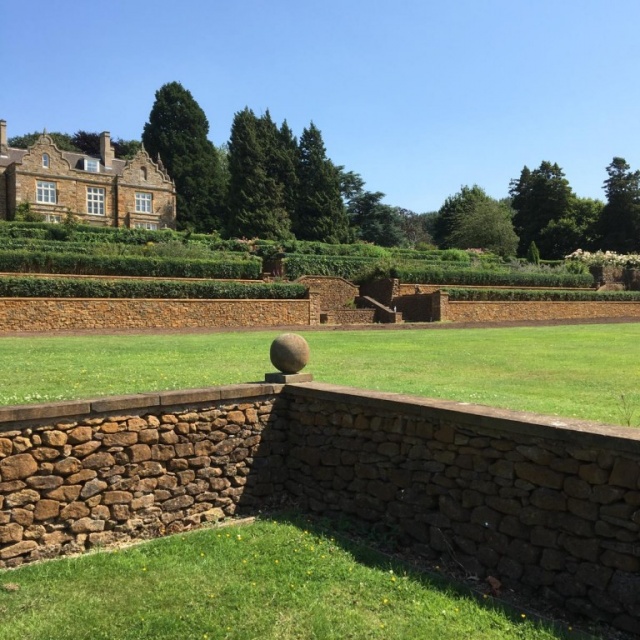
0,454,37,481
33,499,61,521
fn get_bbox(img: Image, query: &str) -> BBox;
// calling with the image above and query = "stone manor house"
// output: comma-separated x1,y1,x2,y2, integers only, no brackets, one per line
0,120,176,229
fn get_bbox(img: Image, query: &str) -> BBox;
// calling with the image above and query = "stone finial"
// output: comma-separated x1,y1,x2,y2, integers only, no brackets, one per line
265,333,313,383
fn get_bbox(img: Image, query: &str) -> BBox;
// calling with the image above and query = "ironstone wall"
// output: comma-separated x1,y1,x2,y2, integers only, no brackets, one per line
1,381,639,635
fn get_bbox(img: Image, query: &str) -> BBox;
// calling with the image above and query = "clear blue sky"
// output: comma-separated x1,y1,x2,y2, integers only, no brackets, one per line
3,1,640,213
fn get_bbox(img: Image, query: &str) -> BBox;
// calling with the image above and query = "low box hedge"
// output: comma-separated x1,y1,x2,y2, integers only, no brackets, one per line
444,288,640,302
0,276,307,300
0,250,263,280
395,265,594,288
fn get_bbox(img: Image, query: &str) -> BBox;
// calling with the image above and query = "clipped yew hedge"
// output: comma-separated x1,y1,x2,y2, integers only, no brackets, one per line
283,255,379,280
395,265,594,288
445,288,640,301
0,250,262,280
0,276,306,300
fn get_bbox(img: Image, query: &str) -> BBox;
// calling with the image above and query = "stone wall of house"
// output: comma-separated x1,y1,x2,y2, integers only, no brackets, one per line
0,384,287,568
443,299,640,323
15,136,116,225
285,382,640,635
0,298,317,332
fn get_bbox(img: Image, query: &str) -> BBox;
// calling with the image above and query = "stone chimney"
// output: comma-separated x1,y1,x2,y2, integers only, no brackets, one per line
0,120,7,157
100,131,114,168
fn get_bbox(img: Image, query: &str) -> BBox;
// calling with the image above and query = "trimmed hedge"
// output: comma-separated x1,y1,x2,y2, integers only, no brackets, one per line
445,288,640,302
284,255,379,280
0,276,307,300
0,250,262,280
395,265,594,288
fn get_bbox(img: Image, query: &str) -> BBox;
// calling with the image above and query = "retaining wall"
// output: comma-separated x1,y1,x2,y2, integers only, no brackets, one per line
443,299,640,323
0,298,317,332
0,384,287,566
1,381,640,634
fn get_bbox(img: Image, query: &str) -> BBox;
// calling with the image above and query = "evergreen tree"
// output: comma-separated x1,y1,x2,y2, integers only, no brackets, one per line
142,81,226,232
599,157,640,253
226,108,291,240
294,123,350,243
509,161,576,256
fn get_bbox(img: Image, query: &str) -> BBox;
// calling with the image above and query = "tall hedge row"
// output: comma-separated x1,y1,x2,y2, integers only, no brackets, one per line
0,251,262,280
0,276,306,300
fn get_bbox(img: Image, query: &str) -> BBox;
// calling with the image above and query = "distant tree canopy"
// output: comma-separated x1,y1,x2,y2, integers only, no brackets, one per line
8,131,140,159
433,185,518,257
10,83,640,252
599,157,640,253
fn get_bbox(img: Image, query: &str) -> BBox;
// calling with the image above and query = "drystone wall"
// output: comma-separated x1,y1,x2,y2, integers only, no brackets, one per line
0,298,317,332
320,309,376,325
285,382,640,636
297,276,358,311
2,379,640,635
0,385,287,567
443,300,640,323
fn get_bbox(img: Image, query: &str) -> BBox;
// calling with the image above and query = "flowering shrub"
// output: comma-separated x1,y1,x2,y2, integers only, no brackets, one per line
565,249,640,268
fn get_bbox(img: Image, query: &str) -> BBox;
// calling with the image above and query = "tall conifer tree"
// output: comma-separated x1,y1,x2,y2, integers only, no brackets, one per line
226,108,291,240
142,82,225,232
294,123,350,243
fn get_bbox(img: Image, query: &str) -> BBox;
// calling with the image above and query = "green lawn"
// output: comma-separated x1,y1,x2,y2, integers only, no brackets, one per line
0,518,574,640
0,324,639,425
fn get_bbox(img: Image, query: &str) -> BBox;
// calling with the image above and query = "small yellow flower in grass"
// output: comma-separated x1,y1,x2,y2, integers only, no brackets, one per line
236,534,242,540
242,559,247,564
226,533,230,538
390,576,396,583
200,552,205,557
142,567,147,572
483,594,488,599
382,598,389,605
321,554,326,559
521,613,526,619
275,559,279,564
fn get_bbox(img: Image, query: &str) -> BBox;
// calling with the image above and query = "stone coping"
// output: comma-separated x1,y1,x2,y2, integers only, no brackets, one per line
0,382,284,430
285,382,640,451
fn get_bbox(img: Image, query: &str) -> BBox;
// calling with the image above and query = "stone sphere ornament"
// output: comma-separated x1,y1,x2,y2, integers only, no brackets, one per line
270,333,310,374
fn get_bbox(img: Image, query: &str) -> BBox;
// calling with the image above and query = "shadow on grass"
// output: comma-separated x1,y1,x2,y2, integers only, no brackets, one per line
264,509,606,640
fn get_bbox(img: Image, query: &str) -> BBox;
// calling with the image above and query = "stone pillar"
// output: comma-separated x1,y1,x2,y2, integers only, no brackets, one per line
431,290,449,321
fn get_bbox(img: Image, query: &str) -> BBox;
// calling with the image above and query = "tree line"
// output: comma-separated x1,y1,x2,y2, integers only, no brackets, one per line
10,81,640,258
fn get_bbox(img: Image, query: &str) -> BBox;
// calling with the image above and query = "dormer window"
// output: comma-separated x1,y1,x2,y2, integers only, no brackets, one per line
84,158,100,173
42,153,49,168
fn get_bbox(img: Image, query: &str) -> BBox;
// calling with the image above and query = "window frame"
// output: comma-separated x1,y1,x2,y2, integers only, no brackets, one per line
84,158,100,173
42,153,49,168
86,187,105,216
36,180,57,204
135,192,153,213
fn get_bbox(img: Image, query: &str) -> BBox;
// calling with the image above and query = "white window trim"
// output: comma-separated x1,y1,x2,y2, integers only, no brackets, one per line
86,187,105,216
84,158,100,173
134,221,158,230
36,181,56,204
135,192,153,213
42,153,49,168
